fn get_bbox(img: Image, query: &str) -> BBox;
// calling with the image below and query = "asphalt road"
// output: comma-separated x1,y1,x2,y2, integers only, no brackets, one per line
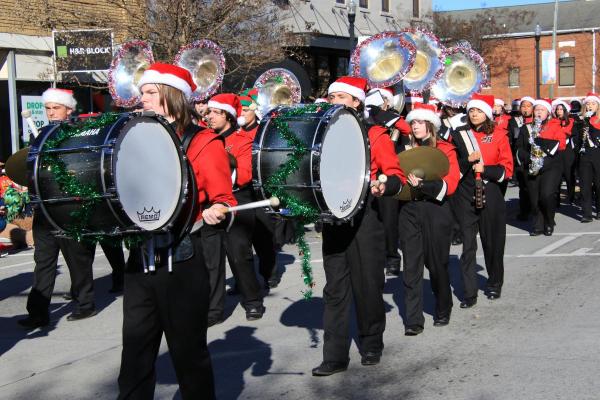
1,186,599,400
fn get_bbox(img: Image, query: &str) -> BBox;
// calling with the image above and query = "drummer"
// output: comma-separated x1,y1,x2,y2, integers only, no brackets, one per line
312,76,406,377
118,63,236,399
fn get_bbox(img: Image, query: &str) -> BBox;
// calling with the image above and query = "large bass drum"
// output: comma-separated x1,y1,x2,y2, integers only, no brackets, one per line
253,104,370,221
27,113,197,242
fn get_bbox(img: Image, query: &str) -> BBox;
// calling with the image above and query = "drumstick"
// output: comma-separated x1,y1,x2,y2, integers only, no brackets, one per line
21,110,40,138
226,197,280,213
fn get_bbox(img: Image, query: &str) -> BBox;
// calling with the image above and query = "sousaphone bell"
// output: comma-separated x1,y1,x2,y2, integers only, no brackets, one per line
400,28,447,92
254,68,302,117
174,40,226,101
108,40,155,108
395,146,449,201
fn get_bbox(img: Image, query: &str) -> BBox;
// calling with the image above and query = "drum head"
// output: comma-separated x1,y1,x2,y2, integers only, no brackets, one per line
114,117,183,230
319,109,368,219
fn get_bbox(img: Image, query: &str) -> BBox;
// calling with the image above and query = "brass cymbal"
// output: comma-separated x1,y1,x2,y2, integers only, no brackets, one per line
395,146,449,201
5,147,30,187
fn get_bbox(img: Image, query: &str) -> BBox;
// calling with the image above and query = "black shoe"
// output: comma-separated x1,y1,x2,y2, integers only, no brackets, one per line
451,236,463,246
404,326,424,336
66,309,97,321
544,226,554,236
18,316,49,330
361,352,381,366
581,217,593,223
108,282,123,293
267,278,280,289
486,289,501,300
385,266,400,276
62,293,73,301
460,297,477,309
312,361,349,376
529,230,543,236
433,316,450,327
245,306,265,321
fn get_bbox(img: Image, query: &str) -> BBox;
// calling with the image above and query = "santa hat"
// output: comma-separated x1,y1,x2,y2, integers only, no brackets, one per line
314,98,328,104
584,92,600,105
137,63,197,98
466,93,494,120
367,87,394,103
208,93,246,126
405,102,441,130
328,76,367,101
551,99,571,113
494,98,505,107
239,88,258,110
520,96,536,106
42,88,77,109
533,98,552,114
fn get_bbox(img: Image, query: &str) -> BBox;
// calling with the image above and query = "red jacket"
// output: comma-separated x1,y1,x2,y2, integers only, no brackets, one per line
539,118,570,151
187,130,237,222
472,127,514,180
494,114,510,136
437,140,460,196
225,127,255,188
368,125,406,184
394,117,411,136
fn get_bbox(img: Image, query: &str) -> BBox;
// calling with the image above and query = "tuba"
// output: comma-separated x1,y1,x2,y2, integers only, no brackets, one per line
108,40,155,108
400,28,447,93
254,68,302,117
350,31,416,89
431,44,488,107
174,40,226,101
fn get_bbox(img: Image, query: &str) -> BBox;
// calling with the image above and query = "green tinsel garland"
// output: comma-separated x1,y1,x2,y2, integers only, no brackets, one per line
41,113,121,241
263,103,333,299
3,187,30,222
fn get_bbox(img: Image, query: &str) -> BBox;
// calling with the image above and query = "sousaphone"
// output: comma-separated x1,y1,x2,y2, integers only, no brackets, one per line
351,31,416,88
400,28,447,92
431,44,489,107
108,40,155,108
254,68,302,117
174,40,226,101
395,146,449,201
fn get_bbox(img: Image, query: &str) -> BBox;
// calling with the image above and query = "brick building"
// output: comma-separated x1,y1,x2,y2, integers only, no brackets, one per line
437,0,600,105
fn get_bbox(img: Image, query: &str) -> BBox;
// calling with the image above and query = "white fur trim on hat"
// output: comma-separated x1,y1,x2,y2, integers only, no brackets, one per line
405,96,424,104
42,88,77,109
584,94,600,105
551,99,571,113
533,99,552,114
405,108,441,130
368,88,393,103
138,69,192,98
494,98,505,106
208,100,237,118
328,81,365,101
520,96,536,105
467,99,493,120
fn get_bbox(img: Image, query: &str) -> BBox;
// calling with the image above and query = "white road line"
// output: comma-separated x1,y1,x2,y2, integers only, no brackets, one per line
0,252,107,271
532,236,578,255
570,248,593,255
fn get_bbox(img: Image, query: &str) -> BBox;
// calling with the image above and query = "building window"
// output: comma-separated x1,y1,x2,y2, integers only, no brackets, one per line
359,0,368,8
559,57,575,86
413,0,420,18
508,67,520,87
382,0,390,12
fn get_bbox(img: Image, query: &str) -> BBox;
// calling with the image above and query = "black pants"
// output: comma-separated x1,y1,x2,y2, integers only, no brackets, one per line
253,207,278,283
400,200,453,328
100,241,125,287
321,196,386,362
26,213,96,319
118,233,215,400
377,196,401,269
516,167,531,217
579,147,600,218
200,225,226,321
561,146,577,202
452,180,507,298
527,155,563,230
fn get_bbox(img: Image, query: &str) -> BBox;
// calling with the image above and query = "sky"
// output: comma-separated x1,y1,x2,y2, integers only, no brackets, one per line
432,0,571,12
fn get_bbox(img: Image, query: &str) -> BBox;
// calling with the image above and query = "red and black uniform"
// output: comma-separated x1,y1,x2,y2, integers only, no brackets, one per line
451,126,513,300
495,113,510,136
509,114,534,219
119,123,235,400
557,117,577,204
321,123,406,364
516,118,565,233
400,138,460,330
578,115,600,219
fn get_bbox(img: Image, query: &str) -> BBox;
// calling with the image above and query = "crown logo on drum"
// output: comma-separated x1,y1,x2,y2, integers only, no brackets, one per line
137,207,161,222
339,199,352,213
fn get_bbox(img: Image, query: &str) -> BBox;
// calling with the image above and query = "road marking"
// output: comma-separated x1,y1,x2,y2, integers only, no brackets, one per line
570,248,592,255
0,252,107,271
532,236,578,255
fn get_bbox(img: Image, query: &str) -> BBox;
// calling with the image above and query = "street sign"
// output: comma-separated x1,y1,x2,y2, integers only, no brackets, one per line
53,29,113,73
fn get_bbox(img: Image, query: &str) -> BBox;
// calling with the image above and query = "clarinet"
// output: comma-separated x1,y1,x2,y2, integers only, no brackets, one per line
580,112,594,154
528,118,545,176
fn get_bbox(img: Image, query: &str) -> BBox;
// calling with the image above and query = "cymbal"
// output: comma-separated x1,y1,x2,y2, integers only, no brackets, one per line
395,146,449,201
5,147,30,187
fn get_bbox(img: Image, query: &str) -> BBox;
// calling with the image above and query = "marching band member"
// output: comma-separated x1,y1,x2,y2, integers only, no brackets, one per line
118,63,236,399
207,93,267,320
516,98,564,236
552,99,576,205
312,77,405,377
578,92,600,222
509,96,535,220
494,98,510,136
452,94,513,306
400,103,460,335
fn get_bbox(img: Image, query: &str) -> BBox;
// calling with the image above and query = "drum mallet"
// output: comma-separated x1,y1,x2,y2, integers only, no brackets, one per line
226,197,280,213
370,174,388,187
21,110,40,138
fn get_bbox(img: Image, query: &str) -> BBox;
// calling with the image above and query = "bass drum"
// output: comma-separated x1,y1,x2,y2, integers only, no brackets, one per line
27,113,197,243
253,104,370,221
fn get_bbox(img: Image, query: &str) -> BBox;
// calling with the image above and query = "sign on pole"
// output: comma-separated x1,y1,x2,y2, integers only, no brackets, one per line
21,96,49,143
541,49,556,85
52,29,113,73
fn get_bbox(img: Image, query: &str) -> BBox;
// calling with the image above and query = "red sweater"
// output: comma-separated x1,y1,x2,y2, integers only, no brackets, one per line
186,130,237,222
368,125,406,184
472,127,514,180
